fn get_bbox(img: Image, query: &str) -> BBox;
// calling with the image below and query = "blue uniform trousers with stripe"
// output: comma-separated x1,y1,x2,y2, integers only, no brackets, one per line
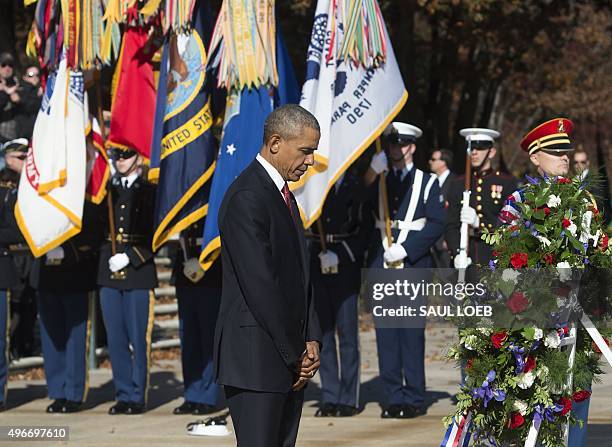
37,290,89,402
177,286,221,405
100,287,153,404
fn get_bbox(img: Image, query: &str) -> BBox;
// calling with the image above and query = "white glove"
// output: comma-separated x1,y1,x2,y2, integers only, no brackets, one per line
318,250,339,271
383,243,407,264
369,151,388,175
183,257,205,283
45,246,65,261
460,206,480,228
453,252,472,269
109,253,130,272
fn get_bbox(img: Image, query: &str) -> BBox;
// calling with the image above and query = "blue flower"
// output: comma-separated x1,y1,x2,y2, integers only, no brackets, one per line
526,175,540,185
489,259,496,271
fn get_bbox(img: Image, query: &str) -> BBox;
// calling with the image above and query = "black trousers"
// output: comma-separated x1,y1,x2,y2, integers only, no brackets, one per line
225,385,304,447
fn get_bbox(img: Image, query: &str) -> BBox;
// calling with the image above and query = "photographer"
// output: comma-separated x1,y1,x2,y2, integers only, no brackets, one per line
0,53,21,141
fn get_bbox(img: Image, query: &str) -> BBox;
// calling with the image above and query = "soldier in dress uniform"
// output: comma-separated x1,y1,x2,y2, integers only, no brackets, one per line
445,128,518,268
0,138,28,411
171,220,221,415
364,122,446,418
31,201,104,413
308,172,370,417
97,148,157,415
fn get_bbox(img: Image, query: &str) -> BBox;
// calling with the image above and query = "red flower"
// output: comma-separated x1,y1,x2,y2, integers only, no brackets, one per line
506,291,529,314
466,358,474,370
558,397,572,416
601,234,609,250
492,250,499,258
509,225,519,232
510,252,529,268
544,254,554,265
524,356,536,373
573,390,591,402
544,207,551,216
557,177,571,184
562,218,572,229
491,331,508,349
508,413,525,429
592,338,610,354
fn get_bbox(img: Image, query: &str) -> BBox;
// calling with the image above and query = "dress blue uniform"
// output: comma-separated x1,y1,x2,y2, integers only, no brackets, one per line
308,173,369,416
30,202,104,412
171,220,221,415
367,165,445,414
97,174,157,413
0,165,24,411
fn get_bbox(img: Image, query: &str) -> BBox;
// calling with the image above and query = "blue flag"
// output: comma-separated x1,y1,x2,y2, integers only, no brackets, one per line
199,30,299,270
149,4,217,251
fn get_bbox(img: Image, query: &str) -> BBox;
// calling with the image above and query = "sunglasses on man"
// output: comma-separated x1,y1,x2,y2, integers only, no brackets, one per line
0,62,14,68
111,149,138,160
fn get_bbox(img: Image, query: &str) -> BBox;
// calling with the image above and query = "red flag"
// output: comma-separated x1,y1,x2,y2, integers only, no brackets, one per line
85,116,110,204
106,25,157,159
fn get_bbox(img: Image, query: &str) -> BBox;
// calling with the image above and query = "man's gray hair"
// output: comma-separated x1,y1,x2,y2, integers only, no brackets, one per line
263,104,320,143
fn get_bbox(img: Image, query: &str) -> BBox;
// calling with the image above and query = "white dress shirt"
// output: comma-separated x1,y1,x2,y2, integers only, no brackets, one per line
256,154,285,196
121,172,139,189
437,168,451,188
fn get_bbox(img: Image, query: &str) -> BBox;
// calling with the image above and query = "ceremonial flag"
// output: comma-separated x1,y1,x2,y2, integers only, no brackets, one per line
85,116,110,204
199,30,299,270
106,24,158,159
149,2,217,251
292,0,408,227
15,57,88,257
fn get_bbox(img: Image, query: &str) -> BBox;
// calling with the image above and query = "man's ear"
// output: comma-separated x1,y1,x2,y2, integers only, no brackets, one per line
268,134,281,155
488,147,497,159
408,143,417,155
530,152,540,168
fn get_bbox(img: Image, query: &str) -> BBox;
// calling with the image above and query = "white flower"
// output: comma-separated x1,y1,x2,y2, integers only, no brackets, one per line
536,235,551,247
517,371,535,389
513,399,529,416
556,262,572,282
533,328,543,340
463,335,478,350
567,222,577,237
579,211,593,244
592,230,601,247
544,331,561,348
547,194,561,208
502,269,520,285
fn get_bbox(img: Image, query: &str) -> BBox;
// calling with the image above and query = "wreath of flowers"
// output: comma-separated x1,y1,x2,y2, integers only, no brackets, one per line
444,175,612,446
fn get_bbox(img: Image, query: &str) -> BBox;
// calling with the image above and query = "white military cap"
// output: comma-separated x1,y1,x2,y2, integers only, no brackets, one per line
459,128,500,149
385,122,423,144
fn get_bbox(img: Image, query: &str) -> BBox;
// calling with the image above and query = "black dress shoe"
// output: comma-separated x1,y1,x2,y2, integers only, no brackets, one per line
381,404,403,419
46,399,66,414
193,403,216,415
61,400,83,413
314,402,337,417
335,404,359,417
126,402,145,414
401,405,426,419
173,401,197,415
108,401,130,415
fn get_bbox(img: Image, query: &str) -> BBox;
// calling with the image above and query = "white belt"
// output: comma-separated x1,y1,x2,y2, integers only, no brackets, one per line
375,217,427,232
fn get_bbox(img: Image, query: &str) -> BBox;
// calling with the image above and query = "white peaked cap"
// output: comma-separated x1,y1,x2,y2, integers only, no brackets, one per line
385,122,423,140
459,128,500,143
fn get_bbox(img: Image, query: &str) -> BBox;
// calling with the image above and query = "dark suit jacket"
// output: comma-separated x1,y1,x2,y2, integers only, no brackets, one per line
214,160,321,393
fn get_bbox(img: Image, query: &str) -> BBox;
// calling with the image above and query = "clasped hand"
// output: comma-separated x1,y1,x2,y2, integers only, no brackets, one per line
292,341,320,391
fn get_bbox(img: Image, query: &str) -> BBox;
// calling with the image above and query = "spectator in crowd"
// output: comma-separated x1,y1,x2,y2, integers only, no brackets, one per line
17,64,42,139
0,53,21,142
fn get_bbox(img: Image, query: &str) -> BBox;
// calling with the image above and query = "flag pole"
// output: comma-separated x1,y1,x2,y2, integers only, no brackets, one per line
376,137,392,244
95,80,117,256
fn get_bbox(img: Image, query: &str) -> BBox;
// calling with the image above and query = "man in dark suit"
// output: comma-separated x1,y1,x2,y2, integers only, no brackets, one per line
573,148,609,222
214,104,322,447
428,148,455,268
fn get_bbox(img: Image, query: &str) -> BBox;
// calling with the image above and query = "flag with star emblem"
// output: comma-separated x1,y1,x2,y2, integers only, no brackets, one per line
199,29,299,270
149,3,217,251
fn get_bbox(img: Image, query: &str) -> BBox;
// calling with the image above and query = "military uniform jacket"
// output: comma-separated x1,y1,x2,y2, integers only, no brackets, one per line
171,220,222,289
445,169,518,266
97,176,158,290
308,174,371,283
30,202,105,293
366,168,446,268
0,168,25,289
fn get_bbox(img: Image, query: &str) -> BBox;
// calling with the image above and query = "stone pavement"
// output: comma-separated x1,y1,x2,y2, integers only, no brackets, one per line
4,325,612,446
